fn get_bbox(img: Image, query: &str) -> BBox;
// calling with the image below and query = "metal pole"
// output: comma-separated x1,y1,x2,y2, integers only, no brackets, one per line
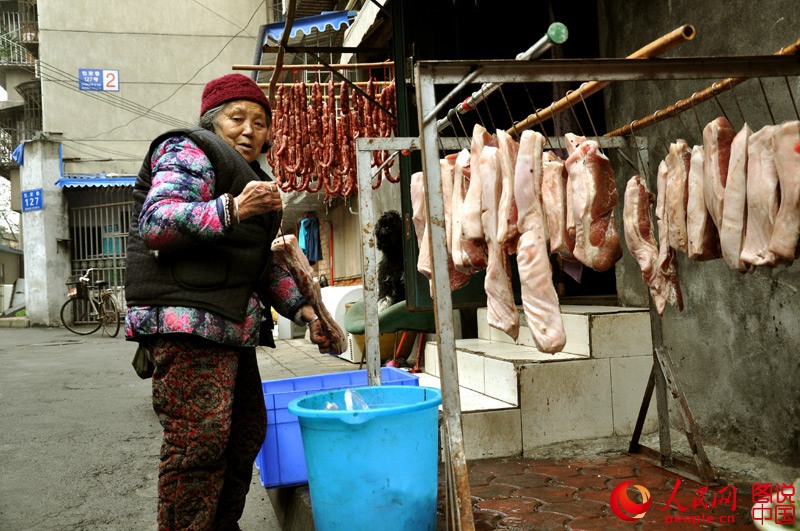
434,22,568,132
415,61,475,531
356,138,382,386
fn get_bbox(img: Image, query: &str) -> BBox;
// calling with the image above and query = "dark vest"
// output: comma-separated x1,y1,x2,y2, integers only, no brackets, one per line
125,128,281,324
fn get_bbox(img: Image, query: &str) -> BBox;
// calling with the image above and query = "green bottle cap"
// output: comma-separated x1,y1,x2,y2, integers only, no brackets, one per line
547,22,569,45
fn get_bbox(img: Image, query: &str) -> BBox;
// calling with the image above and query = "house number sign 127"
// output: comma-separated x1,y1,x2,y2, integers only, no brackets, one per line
21,188,43,212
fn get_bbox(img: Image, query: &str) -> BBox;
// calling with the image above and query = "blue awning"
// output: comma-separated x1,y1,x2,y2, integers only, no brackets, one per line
265,11,356,43
56,175,136,188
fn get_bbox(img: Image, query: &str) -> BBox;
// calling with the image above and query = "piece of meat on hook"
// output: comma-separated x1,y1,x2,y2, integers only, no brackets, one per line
665,139,691,253
480,146,519,341
769,120,800,264
719,123,752,272
702,116,736,232
741,125,779,266
565,138,622,272
541,150,575,259
514,130,565,353
686,145,721,261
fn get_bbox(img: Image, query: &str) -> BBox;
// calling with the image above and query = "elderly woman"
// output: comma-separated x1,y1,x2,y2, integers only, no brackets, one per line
125,73,329,530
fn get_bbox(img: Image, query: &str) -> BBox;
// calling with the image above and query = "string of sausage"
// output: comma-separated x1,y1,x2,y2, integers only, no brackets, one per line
266,78,398,198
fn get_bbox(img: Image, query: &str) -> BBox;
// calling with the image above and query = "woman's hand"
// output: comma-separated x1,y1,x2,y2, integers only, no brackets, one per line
299,304,333,354
235,181,282,221
308,319,332,354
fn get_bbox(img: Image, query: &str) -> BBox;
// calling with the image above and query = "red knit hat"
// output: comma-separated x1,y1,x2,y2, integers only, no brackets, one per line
200,73,271,119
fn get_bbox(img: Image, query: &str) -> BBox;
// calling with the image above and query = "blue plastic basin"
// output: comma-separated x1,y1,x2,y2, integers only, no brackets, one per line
288,385,442,531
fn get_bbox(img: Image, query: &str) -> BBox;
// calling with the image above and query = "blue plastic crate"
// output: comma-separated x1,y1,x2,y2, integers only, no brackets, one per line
256,367,419,488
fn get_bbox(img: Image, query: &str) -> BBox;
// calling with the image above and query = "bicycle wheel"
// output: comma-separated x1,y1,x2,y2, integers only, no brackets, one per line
60,297,101,335
100,294,121,338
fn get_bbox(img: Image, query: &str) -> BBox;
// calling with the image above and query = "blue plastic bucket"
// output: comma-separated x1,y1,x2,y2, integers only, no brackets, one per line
288,385,442,531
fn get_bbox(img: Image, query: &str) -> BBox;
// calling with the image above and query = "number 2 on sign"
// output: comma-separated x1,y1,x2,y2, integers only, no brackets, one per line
103,70,119,91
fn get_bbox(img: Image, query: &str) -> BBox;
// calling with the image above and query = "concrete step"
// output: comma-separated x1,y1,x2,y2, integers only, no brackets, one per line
417,305,658,460
478,304,653,358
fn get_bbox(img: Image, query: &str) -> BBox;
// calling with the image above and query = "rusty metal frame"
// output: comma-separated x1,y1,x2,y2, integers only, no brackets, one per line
411,54,800,526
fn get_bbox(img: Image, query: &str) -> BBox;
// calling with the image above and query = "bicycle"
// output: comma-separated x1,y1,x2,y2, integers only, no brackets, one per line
60,268,121,337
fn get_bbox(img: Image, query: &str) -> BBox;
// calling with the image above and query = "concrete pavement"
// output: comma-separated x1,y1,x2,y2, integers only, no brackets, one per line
0,325,355,531
1,325,795,530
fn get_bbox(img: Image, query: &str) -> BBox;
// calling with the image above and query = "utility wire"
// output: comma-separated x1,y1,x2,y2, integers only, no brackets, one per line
87,0,266,138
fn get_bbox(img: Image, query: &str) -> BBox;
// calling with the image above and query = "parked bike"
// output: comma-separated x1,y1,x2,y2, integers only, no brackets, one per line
60,268,120,337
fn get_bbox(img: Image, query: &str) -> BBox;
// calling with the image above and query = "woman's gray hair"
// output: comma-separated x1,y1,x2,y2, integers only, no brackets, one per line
198,104,225,132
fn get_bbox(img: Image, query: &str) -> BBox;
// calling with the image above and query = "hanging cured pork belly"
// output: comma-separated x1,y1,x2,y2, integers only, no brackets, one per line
441,156,472,290
411,171,432,280
515,131,545,235
719,123,752,271
496,130,521,254
565,138,622,272
451,149,487,273
480,146,520,340
702,116,736,232
463,124,495,241
768,120,800,263
623,175,664,314
541,151,575,258
664,140,691,253
514,130,565,353
411,166,471,292
686,145,721,261
654,161,684,313
741,125,779,266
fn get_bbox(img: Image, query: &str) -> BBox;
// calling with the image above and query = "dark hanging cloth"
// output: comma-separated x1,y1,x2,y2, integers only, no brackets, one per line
299,216,322,264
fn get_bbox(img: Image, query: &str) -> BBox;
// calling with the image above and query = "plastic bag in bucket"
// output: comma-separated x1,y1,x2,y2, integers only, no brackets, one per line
288,385,441,531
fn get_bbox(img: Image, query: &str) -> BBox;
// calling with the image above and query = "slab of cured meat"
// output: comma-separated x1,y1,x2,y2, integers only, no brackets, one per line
452,149,488,273
685,145,721,261
541,150,575,258
411,166,471,292
740,125,779,266
480,145,520,340
440,155,472,290
702,116,736,232
514,130,565,353
410,171,432,280
768,120,800,263
719,123,752,271
496,130,521,254
653,161,684,313
271,234,348,353
623,175,665,314
564,138,622,272
463,124,495,241
665,140,691,253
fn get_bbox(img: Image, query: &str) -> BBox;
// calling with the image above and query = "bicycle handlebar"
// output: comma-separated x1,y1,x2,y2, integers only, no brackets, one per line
79,268,99,284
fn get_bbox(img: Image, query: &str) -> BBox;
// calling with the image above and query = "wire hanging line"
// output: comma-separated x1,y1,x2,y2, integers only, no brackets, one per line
758,78,777,125
604,35,800,137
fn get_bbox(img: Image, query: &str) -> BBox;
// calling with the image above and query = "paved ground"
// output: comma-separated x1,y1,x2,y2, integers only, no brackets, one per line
1,325,793,530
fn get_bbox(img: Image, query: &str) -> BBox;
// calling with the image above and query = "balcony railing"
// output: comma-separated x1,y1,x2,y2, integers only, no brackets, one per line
0,12,36,66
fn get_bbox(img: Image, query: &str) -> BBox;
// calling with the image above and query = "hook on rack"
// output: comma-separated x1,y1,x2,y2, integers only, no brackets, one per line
727,78,747,126
564,90,587,138
690,92,705,136
628,120,649,181
711,82,732,124
757,78,777,125
577,82,603,153
785,76,800,121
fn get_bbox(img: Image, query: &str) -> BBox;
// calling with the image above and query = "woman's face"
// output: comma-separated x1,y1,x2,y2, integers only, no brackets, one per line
213,100,269,163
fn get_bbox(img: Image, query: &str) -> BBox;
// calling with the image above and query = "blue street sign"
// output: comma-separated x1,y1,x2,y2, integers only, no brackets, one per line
21,188,43,212
78,68,119,91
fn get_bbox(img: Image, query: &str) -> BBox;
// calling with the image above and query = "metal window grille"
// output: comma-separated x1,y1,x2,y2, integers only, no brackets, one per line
65,187,132,309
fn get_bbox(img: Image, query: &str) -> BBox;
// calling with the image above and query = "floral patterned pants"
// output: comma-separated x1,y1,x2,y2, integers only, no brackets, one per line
151,335,266,530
